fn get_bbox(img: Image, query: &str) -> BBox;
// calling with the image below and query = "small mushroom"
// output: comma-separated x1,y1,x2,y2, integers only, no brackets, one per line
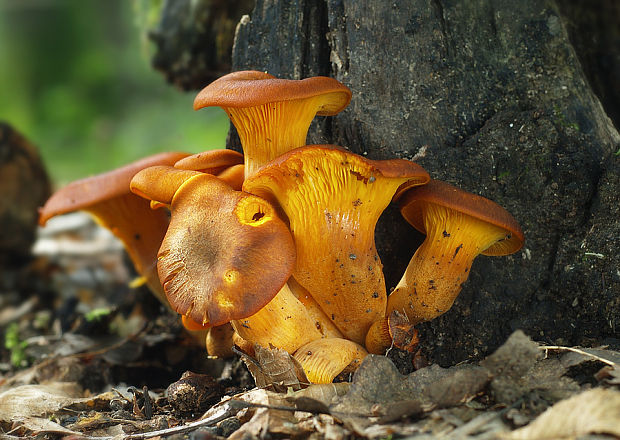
243,145,429,344
293,338,368,384
39,152,190,306
130,165,295,327
387,179,524,324
193,70,352,178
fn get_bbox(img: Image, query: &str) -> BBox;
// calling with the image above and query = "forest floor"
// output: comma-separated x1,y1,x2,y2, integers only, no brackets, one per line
1,213,619,439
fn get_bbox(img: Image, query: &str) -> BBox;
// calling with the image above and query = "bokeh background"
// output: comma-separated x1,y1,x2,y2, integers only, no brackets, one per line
0,0,229,186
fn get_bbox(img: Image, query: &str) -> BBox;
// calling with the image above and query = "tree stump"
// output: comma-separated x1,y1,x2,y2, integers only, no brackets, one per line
0,122,50,261
155,0,620,365
230,0,619,365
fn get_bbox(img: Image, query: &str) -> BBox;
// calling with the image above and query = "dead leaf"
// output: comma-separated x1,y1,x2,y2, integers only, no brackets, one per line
330,355,490,434
480,330,579,406
387,310,419,352
14,416,81,436
0,382,86,421
548,345,620,387
288,382,350,412
239,344,309,391
229,388,310,439
503,388,620,439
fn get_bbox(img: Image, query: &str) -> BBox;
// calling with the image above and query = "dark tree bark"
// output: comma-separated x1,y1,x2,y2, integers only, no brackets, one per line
155,0,620,365
0,122,50,261
229,0,619,365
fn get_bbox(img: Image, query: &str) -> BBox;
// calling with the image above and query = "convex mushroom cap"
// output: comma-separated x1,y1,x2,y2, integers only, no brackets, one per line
194,70,352,178
243,145,429,344
387,179,524,324
39,152,190,306
130,165,295,327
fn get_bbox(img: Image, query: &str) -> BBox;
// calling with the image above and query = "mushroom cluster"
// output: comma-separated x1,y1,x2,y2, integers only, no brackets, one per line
39,71,524,383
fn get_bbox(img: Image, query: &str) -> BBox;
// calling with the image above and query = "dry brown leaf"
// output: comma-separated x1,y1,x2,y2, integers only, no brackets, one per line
330,355,490,434
480,330,580,406
14,416,81,436
503,388,620,439
239,344,309,391
229,388,310,439
285,382,351,414
0,382,86,421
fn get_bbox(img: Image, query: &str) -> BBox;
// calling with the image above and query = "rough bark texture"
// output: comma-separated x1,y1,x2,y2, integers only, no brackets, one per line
228,0,620,365
150,0,254,90
0,122,50,261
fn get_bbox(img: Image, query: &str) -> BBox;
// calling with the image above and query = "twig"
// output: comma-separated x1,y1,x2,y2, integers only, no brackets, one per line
540,345,616,367
78,401,238,440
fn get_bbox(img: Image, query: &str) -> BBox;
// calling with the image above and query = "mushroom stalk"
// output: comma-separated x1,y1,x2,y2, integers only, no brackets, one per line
231,283,323,354
388,204,517,324
227,96,323,177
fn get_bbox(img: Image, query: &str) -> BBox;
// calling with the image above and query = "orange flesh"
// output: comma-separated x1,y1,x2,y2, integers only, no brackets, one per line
226,96,324,178
387,203,512,324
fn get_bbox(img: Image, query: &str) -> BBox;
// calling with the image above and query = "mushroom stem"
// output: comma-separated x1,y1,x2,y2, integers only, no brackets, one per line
231,283,323,354
388,204,514,324
227,97,324,178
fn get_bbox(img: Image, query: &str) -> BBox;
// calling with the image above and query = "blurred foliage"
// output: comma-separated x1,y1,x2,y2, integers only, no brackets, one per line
4,323,29,368
0,0,229,186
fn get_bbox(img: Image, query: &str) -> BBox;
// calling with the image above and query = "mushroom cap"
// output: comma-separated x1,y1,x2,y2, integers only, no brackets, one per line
193,70,352,116
174,149,243,174
157,172,296,327
38,152,191,308
399,179,524,256
39,152,190,225
215,164,245,190
130,166,204,204
293,338,368,384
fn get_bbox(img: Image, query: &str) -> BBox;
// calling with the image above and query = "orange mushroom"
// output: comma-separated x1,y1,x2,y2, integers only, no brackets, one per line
193,70,352,178
387,180,524,324
243,145,429,344
39,152,190,306
130,165,295,327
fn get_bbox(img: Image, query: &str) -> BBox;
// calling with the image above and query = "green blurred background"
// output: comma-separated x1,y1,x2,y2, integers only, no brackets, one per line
0,0,229,186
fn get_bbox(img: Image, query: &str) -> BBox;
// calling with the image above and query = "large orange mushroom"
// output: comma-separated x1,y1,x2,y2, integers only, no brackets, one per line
193,70,352,178
243,145,429,344
387,180,524,324
130,165,295,327
39,152,190,306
